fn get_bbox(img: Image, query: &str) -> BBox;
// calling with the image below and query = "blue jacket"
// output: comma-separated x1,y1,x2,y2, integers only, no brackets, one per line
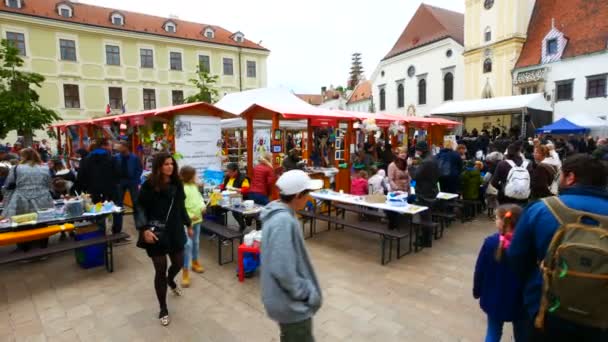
474,233,525,322
115,153,143,185
507,186,608,318
436,148,462,178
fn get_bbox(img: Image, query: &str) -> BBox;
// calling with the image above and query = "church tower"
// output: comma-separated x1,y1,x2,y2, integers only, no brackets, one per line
463,0,535,99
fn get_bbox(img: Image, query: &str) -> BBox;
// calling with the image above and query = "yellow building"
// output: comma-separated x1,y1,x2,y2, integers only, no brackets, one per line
0,0,269,124
463,0,534,100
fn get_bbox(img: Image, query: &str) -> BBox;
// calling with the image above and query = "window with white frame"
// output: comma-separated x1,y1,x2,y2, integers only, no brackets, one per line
143,89,156,110
204,27,215,39
140,48,153,68
164,21,177,33
6,32,26,56
58,4,73,18
111,13,124,26
109,87,123,110
223,58,234,75
246,61,256,78
233,32,244,43
63,84,80,108
484,27,492,42
169,52,182,71
105,45,120,65
199,55,210,73
59,39,77,61
6,0,22,9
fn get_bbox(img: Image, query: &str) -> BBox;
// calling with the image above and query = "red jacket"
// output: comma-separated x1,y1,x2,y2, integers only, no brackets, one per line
249,163,275,196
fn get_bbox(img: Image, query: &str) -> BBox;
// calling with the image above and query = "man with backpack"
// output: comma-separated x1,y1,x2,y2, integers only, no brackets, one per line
436,141,462,194
507,154,608,341
491,144,533,205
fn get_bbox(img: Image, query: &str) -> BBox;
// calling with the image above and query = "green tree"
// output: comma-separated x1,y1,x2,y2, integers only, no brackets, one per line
0,40,60,145
185,66,220,104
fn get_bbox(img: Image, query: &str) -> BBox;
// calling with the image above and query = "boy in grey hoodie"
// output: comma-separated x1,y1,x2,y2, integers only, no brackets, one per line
260,170,323,342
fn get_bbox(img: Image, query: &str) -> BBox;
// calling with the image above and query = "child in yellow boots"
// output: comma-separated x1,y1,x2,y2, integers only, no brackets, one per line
180,166,206,287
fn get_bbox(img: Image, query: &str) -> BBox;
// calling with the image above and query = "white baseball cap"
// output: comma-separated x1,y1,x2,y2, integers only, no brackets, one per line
276,170,324,195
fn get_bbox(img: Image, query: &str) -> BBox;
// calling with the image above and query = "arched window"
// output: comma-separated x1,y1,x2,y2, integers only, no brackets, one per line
379,88,386,111
397,83,405,108
484,27,492,42
418,79,426,105
57,4,73,18
164,21,177,33
444,73,454,101
111,12,125,26
483,58,493,73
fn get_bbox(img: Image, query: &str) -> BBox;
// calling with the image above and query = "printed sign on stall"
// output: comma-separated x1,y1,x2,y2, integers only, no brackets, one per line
174,115,222,176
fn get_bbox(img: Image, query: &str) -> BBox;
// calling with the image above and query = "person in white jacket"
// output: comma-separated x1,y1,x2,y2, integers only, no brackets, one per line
368,167,390,195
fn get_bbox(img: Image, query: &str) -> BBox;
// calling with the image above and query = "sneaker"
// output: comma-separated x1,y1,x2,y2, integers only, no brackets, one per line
170,285,183,297
181,269,190,288
159,310,170,326
191,261,205,274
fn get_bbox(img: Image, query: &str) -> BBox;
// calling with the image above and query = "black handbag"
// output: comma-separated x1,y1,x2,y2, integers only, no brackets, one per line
137,195,174,249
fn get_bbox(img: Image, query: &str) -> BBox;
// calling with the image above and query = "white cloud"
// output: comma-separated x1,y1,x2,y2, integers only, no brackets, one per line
79,0,464,93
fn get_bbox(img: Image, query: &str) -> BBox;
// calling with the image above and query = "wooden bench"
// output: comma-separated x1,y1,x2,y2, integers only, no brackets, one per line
200,221,244,265
298,210,412,265
0,232,129,272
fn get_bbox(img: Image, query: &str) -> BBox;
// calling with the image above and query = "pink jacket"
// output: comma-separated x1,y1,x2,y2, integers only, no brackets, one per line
351,178,369,195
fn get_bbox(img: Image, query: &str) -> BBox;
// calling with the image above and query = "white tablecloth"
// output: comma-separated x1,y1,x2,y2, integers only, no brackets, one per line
311,191,428,215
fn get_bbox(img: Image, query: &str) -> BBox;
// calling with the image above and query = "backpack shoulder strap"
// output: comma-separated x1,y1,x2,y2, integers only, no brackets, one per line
521,160,529,169
543,196,608,227
506,160,515,168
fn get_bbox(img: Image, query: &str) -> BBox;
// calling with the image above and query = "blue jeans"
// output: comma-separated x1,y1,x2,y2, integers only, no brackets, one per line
248,192,269,205
184,223,201,269
486,316,527,342
112,182,139,234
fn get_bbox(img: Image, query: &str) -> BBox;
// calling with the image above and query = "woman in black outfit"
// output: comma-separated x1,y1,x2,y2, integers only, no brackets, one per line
135,153,193,326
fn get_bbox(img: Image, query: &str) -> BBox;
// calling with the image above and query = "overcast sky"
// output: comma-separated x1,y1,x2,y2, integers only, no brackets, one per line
81,0,464,94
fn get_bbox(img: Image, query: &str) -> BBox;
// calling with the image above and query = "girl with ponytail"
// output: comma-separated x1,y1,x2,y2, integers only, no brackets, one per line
473,204,527,341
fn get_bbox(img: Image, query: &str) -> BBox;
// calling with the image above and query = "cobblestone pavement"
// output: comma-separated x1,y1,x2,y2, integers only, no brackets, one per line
0,214,516,341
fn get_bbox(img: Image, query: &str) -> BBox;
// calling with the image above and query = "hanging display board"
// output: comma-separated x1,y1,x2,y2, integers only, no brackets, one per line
174,115,222,175
253,129,271,164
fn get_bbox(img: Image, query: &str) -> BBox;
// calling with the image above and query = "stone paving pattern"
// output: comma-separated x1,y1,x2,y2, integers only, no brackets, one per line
0,214,516,341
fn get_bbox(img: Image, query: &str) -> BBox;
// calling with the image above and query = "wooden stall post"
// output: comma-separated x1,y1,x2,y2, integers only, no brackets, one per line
56,127,62,156
271,112,280,167
306,120,313,166
246,114,254,179
78,126,84,149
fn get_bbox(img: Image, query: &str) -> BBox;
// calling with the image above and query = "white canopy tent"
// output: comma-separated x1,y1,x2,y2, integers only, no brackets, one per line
430,94,553,137
565,113,608,138
430,94,552,116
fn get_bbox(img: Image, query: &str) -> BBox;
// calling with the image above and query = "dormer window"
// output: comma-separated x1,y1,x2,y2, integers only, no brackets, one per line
232,31,245,43
111,12,124,26
203,27,215,39
164,21,177,33
57,4,73,18
484,27,492,42
6,0,22,8
547,39,558,55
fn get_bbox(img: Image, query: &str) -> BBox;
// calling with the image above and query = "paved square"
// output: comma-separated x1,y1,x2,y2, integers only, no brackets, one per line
0,215,514,341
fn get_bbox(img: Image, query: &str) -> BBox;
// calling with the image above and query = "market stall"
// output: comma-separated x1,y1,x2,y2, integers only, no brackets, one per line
430,93,552,138
216,88,356,192
565,113,608,138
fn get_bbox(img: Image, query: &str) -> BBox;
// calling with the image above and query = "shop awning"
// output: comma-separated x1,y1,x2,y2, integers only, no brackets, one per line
536,118,589,134
430,94,552,116
50,102,234,128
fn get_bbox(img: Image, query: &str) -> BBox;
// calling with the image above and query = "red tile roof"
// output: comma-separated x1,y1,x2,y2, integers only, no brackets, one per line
1,0,268,51
516,0,608,68
296,94,323,106
347,81,372,104
383,4,464,60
